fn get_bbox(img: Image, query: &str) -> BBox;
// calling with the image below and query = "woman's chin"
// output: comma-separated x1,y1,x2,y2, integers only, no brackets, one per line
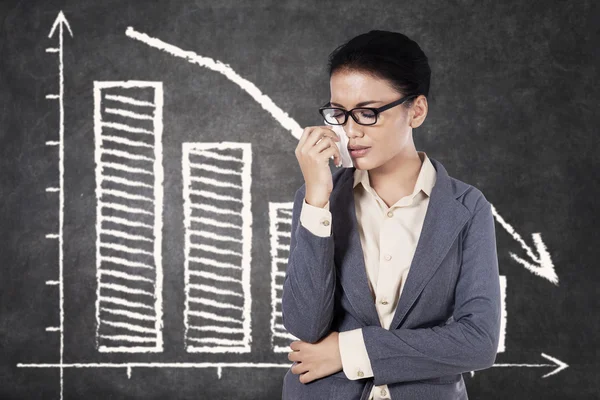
351,157,371,169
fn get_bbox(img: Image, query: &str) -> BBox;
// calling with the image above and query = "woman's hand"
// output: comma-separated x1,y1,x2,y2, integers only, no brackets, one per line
288,331,343,384
295,126,341,208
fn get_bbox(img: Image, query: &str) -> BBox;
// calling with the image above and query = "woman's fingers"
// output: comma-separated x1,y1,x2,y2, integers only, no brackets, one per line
288,351,298,362
298,126,339,152
299,371,315,384
310,129,342,166
291,361,309,375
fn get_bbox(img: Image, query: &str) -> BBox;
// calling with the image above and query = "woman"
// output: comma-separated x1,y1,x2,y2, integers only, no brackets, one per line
281,30,501,400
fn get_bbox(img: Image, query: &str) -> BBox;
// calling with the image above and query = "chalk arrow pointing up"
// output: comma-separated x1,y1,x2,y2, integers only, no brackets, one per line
46,9,73,400
490,203,558,285
48,11,73,38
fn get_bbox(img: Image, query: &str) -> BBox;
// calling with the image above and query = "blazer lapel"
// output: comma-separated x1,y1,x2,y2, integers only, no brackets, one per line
330,158,472,330
388,158,471,329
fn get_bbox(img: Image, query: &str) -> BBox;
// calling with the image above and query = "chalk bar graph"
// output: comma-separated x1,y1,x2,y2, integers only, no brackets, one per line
268,202,297,352
182,142,253,353
93,81,164,352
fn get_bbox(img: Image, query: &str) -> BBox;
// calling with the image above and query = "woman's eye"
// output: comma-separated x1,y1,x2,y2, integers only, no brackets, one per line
361,112,376,119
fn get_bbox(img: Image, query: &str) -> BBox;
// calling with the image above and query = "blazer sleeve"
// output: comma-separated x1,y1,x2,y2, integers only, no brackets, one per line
360,200,502,386
281,187,337,344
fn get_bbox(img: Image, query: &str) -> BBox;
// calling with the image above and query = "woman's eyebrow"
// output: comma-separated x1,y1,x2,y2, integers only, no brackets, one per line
329,100,380,108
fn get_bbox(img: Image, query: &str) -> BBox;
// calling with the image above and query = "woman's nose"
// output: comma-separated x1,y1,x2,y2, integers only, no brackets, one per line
344,117,363,137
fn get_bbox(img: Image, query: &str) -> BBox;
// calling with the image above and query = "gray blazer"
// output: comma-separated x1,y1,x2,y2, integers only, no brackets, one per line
281,157,501,400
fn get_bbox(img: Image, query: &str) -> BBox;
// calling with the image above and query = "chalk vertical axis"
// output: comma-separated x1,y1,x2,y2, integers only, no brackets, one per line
47,11,73,400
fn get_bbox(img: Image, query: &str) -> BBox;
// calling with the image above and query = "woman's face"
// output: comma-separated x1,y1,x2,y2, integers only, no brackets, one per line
329,69,426,171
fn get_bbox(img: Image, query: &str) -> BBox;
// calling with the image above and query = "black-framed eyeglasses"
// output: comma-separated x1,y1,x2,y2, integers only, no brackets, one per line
318,94,419,126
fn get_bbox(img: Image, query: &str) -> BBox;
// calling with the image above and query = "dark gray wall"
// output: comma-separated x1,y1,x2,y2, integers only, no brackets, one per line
1,0,598,399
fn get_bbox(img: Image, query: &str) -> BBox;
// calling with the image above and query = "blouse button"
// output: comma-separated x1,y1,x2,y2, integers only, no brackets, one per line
380,300,389,305
320,218,330,226
384,254,391,261
380,388,387,396
386,211,394,217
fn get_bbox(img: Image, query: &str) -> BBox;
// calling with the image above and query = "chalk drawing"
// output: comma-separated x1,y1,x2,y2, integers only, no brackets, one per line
124,25,558,285
17,17,566,398
94,80,164,352
499,275,507,354
268,202,298,352
490,204,558,284
42,10,72,400
470,351,568,379
124,27,305,141
182,142,252,353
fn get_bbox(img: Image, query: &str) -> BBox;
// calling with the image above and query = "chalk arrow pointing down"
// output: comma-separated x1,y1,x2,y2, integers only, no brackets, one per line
48,10,73,38
124,27,560,286
490,203,558,285
469,352,568,379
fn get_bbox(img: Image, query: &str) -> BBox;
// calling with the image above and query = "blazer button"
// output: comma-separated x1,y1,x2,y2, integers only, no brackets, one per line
386,211,394,217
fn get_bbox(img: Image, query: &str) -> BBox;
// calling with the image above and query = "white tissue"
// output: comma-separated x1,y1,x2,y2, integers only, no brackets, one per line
324,120,354,168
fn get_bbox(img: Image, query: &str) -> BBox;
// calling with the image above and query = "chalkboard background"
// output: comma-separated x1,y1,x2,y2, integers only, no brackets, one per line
1,1,599,399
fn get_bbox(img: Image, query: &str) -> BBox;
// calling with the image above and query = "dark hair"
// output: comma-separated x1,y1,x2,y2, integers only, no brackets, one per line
327,30,431,108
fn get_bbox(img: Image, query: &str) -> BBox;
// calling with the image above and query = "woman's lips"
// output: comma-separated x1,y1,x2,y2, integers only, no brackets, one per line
348,147,371,157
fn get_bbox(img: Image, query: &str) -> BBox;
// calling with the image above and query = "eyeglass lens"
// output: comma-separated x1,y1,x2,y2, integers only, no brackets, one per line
321,108,377,125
